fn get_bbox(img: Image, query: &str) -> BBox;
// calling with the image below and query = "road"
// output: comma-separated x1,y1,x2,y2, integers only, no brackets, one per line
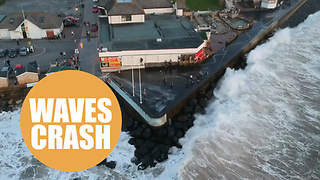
78,0,101,76
0,0,101,76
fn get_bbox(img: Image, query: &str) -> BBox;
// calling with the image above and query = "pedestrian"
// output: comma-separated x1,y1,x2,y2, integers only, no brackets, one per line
5,59,10,67
16,39,20,45
143,88,146,96
163,78,167,84
71,31,74,37
170,82,173,88
63,34,66,38
84,21,86,26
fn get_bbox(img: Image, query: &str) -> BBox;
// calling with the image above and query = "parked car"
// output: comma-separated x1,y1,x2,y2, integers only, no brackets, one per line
0,49,9,57
15,64,23,70
65,16,79,22
20,46,30,56
92,5,99,13
1,65,13,76
9,48,20,58
91,23,98,32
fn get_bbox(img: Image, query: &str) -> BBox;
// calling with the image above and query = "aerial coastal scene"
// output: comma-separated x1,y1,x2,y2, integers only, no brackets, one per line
0,0,320,179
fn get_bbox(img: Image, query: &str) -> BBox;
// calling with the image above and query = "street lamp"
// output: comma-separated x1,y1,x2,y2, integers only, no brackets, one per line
75,7,79,17
139,58,143,104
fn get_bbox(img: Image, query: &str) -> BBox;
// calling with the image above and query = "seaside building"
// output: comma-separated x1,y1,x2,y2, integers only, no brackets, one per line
15,62,40,85
0,12,63,40
0,71,9,88
99,0,208,72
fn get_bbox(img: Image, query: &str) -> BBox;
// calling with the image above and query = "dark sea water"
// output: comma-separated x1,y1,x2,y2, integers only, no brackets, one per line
0,0,319,179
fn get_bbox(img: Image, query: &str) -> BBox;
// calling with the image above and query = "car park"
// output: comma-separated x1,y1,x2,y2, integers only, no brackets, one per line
20,47,30,56
92,5,99,13
91,23,98,32
9,48,19,58
0,49,9,57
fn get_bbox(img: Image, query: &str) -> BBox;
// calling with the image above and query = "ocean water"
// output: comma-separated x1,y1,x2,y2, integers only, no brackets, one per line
1,6,320,180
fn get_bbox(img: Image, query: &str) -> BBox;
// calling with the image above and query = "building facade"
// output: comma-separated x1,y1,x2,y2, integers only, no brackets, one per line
0,12,63,39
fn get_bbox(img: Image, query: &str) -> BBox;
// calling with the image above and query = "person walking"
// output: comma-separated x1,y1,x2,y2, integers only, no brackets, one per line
71,31,74,37
4,59,11,67
16,39,20,45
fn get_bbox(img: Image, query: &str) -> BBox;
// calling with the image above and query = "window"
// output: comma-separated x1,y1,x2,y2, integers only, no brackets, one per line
39,17,44,23
121,15,131,21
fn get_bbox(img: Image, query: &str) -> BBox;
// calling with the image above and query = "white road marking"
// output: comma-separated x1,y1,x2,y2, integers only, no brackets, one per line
28,47,46,58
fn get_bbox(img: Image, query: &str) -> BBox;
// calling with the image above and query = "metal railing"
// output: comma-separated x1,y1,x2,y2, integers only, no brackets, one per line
102,75,167,127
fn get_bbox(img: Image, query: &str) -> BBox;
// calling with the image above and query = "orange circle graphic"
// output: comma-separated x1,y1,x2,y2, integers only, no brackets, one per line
20,70,122,172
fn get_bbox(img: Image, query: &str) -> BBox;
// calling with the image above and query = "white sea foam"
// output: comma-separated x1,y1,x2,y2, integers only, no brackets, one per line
1,10,320,180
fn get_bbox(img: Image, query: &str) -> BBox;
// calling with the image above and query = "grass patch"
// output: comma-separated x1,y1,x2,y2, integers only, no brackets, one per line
186,0,223,11
0,0,6,7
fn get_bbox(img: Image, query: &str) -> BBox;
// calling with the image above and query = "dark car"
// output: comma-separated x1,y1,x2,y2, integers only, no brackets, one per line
9,48,20,58
0,49,9,57
1,65,13,76
91,23,98,32
20,46,30,56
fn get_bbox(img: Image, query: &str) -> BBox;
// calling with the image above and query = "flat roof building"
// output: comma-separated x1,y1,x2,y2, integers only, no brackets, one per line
99,14,207,72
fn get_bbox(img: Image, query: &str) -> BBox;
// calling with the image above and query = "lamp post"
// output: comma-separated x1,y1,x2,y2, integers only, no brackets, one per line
139,58,143,104
75,7,79,17
132,57,135,97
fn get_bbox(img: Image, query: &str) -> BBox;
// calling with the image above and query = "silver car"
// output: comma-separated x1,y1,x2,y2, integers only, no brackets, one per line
20,47,29,56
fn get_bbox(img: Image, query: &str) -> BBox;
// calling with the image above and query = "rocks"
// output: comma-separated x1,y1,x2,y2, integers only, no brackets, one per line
141,155,154,167
121,83,217,170
128,138,136,145
8,99,13,105
188,98,198,107
199,98,208,108
16,99,23,105
177,114,189,121
157,128,167,137
97,158,116,169
97,158,107,166
183,106,194,114
105,161,116,169
142,128,151,139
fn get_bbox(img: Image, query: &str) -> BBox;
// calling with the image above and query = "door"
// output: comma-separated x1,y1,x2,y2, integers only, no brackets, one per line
46,31,54,38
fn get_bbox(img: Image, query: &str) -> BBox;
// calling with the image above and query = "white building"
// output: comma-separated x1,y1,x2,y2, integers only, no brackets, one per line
261,0,278,9
107,0,176,24
0,12,63,40
175,0,187,16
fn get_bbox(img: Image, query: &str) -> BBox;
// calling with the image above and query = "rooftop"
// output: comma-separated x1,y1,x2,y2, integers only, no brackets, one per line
0,12,63,31
99,14,204,51
46,66,77,75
